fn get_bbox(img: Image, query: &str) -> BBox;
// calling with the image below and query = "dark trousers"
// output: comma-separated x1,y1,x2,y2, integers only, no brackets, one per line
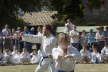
97,41,105,53
24,42,32,53
72,43,82,51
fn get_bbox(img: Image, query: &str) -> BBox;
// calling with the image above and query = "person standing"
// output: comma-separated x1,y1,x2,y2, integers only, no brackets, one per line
22,25,57,72
95,27,105,53
103,26,108,43
69,25,81,51
34,25,57,72
86,29,96,51
2,24,11,50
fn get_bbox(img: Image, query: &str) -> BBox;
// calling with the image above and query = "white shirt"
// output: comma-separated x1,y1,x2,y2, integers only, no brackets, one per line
101,47,108,55
10,53,21,64
64,23,74,34
20,52,30,59
42,35,57,56
30,54,40,64
2,28,11,36
22,34,57,56
80,49,91,58
95,32,104,42
52,46,81,71
3,52,12,62
37,32,43,36
69,30,79,43
90,52,102,63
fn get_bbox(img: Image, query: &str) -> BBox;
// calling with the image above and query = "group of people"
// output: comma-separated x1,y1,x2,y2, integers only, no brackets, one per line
0,24,43,65
0,22,108,72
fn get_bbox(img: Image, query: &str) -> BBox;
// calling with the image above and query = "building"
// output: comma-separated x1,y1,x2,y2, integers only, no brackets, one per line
20,11,57,26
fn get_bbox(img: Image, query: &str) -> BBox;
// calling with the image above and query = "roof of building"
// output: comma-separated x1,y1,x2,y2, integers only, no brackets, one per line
21,11,57,26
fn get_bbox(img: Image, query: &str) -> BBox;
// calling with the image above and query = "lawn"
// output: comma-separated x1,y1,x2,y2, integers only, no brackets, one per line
0,65,48,72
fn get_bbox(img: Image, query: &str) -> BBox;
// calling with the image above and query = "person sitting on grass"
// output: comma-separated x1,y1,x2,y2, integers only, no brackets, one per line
101,42,108,63
30,49,41,64
3,49,12,64
90,42,102,64
10,50,21,65
0,49,6,65
20,48,31,64
80,42,91,64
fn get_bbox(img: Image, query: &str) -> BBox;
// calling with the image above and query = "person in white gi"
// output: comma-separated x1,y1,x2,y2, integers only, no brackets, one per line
10,50,21,64
80,42,91,63
0,49,5,64
23,25,57,72
90,43,102,64
101,42,108,62
3,49,12,64
20,48,31,64
35,25,57,72
101,42,108,55
30,49,41,64
52,36,81,72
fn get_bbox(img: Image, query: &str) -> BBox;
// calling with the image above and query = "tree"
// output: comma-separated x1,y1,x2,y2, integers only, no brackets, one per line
0,0,43,27
51,0,83,23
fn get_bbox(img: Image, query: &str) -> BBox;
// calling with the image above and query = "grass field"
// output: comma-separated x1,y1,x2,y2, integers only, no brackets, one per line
0,65,48,72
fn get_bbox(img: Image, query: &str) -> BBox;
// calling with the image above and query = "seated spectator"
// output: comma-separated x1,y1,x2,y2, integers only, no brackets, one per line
101,42,108,63
0,49,6,65
101,42,108,55
80,42,91,57
10,50,21,64
80,42,91,64
30,49,41,64
90,43,102,64
3,49,12,64
20,48,31,64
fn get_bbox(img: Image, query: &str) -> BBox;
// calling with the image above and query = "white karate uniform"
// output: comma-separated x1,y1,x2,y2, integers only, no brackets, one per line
10,53,21,64
20,52,31,64
90,52,102,63
34,34,57,72
0,53,5,64
80,49,91,58
52,46,81,71
101,47,108,55
23,34,57,72
30,54,40,64
3,52,12,63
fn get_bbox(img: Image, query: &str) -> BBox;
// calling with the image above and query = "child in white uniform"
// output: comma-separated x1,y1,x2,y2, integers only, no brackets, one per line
101,42,108,63
101,42,108,55
90,43,102,64
3,49,12,64
0,49,6,65
10,50,21,64
80,42,91,63
20,48,31,64
30,49,41,64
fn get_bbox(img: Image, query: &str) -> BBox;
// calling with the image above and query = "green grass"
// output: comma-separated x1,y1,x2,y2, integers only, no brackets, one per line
0,65,48,72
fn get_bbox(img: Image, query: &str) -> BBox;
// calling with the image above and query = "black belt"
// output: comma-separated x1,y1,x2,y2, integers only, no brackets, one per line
39,56,49,66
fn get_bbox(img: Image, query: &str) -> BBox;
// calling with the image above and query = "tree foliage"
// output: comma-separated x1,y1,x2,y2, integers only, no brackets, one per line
0,0,102,27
